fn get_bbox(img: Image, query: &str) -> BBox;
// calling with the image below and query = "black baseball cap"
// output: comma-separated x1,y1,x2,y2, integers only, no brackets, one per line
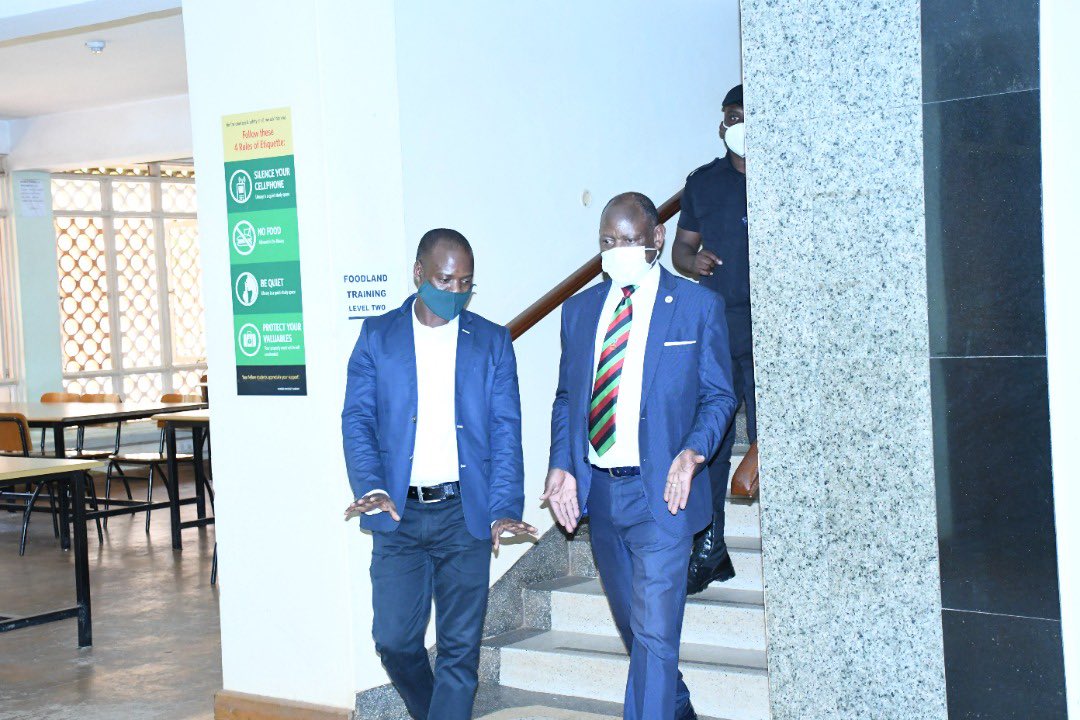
723,84,743,108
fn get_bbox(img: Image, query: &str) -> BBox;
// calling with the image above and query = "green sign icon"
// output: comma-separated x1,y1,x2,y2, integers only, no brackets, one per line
235,272,259,307
232,220,256,256
237,322,261,357
229,169,252,204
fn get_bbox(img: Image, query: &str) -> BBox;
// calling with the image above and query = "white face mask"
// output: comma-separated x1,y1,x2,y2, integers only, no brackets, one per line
601,246,657,287
724,121,745,158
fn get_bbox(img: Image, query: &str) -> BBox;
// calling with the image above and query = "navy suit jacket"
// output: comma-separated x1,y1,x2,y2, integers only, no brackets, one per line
342,296,525,541
548,267,737,537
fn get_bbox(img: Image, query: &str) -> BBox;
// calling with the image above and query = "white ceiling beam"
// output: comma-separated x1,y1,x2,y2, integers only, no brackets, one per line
0,0,180,44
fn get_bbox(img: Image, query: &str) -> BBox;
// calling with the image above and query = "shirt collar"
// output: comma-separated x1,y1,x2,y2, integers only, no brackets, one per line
610,259,661,299
412,305,460,334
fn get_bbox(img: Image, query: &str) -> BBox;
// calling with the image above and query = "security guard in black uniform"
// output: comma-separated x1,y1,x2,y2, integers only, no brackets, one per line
672,84,752,594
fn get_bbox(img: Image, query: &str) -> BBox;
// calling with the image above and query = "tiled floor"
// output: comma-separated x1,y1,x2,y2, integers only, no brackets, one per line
0,469,220,720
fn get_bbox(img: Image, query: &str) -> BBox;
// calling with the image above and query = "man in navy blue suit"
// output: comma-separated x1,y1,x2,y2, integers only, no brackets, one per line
342,229,535,720
543,194,737,720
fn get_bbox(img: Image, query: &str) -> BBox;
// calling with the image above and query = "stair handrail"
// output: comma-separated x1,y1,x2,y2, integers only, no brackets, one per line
505,189,684,340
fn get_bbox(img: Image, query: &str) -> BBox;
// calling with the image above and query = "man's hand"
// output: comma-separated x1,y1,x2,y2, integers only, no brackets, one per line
491,518,539,550
343,493,400,522
540,468,580,532
664,449,706,515
694,249,722,277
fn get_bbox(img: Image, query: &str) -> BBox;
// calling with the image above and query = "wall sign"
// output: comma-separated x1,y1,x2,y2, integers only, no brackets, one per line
222,107,307,395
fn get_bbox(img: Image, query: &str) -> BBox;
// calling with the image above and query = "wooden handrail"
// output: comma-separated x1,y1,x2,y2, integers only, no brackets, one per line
506,188,683,340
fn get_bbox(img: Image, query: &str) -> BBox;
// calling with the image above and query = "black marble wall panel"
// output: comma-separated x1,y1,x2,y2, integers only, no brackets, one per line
923,90,1045,358
942,610,1067,719
921,1,1066,718
922,0,1040,102
931,356,1058,620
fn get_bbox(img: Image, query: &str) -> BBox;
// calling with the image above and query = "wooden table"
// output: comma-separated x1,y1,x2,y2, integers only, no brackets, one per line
0,401,208,459
0,457,103,647
151,410,212,550
0,401,209,533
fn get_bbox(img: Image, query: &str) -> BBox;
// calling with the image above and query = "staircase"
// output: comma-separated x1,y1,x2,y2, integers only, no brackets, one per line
482,447,769,720
355,440,768,719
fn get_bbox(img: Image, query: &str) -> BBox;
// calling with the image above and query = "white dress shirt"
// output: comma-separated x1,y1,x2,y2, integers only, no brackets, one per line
588,262,660,468
409,309,460,487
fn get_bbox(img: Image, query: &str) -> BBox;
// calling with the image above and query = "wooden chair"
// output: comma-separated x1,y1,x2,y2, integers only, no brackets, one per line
79,393,122,403
38,392,81,455
161,393,203,403
0,413,60,555
103,394,202,533
73,393,125,461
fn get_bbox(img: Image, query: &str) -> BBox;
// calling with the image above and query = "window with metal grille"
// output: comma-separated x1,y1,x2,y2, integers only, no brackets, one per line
0,169,20,402
52,163,206,402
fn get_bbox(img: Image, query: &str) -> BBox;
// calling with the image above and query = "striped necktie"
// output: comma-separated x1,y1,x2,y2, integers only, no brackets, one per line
589,285,637,457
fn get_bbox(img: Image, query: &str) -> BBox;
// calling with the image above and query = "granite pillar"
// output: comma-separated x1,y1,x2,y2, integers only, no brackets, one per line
741,1,948,717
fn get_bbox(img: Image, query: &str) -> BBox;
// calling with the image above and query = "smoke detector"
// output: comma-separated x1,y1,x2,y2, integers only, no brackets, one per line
85,40,106,54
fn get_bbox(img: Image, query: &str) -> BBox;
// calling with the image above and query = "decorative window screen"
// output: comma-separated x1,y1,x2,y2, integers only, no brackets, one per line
52,163,206,402
0,171,19,402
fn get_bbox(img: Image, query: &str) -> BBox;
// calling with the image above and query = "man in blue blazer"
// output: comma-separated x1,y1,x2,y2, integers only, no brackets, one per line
543,194,737,720
342,229,535,720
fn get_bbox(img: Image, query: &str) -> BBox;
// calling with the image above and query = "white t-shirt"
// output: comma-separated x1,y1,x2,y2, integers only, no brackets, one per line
409,308,460,487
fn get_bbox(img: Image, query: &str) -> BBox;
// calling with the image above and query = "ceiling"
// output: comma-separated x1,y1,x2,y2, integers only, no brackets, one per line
0,10,188,120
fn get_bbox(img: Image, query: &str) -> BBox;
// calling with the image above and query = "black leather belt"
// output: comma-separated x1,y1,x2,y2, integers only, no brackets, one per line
590,464,641,477
407,481,460,503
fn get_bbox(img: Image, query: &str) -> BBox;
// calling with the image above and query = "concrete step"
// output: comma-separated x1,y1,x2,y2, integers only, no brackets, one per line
569,542,763,594
529,576,766,650
495,629,770,720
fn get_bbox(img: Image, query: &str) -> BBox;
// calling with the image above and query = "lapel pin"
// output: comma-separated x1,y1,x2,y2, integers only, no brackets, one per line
665,295,673,303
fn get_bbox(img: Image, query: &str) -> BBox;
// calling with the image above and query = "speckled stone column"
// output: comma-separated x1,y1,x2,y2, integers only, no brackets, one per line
741,2,948,718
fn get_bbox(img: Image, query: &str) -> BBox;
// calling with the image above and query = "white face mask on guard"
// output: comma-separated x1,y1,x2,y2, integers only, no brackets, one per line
723,121,746,158
601,246,657,287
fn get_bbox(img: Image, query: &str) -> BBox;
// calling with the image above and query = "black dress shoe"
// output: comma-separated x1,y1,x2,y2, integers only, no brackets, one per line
687,516,736,595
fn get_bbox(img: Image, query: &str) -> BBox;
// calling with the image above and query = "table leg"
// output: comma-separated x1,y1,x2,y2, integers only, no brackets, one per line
166,424,182,550
53,426,66,458
193,427,207,519
58,477,71,551
71,471,92,647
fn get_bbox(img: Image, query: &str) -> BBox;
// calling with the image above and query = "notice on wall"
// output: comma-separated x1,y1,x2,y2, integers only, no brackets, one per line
222,107,307,396
16,178,47,217
343,272,393,320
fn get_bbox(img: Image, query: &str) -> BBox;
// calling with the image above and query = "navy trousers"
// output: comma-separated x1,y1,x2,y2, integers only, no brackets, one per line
370,496,491,720
588,467,695,720
707,345,756,515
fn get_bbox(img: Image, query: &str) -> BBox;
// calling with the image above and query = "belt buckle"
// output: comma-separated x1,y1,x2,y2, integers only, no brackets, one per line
417,486,440,504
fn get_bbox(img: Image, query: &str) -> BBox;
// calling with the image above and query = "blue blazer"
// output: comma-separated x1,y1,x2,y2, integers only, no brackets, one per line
342,296,525,541
548,267,737,537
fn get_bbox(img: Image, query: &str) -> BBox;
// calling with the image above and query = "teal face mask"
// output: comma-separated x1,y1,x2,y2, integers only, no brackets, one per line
417,281,472,321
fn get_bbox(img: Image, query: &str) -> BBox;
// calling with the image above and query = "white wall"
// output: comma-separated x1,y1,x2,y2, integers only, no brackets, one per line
10,171,63,400
1041,2,1080,715
181,0,741,709
181,0,408,708
0,121,10,155
394,0,743,580
6,94,192,171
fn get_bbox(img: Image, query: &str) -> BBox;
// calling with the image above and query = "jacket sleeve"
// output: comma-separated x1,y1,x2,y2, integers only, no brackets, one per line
488,327,525,523
682,294,738,460
341,321,385,500
548,305,573,473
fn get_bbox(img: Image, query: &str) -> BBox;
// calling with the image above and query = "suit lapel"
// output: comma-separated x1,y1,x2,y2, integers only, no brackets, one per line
389,297,419,418
454,311,475,413
640,268,678,406
579,283,609,413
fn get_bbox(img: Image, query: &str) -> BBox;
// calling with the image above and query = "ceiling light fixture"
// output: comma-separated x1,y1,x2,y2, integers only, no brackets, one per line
85,40,106,54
